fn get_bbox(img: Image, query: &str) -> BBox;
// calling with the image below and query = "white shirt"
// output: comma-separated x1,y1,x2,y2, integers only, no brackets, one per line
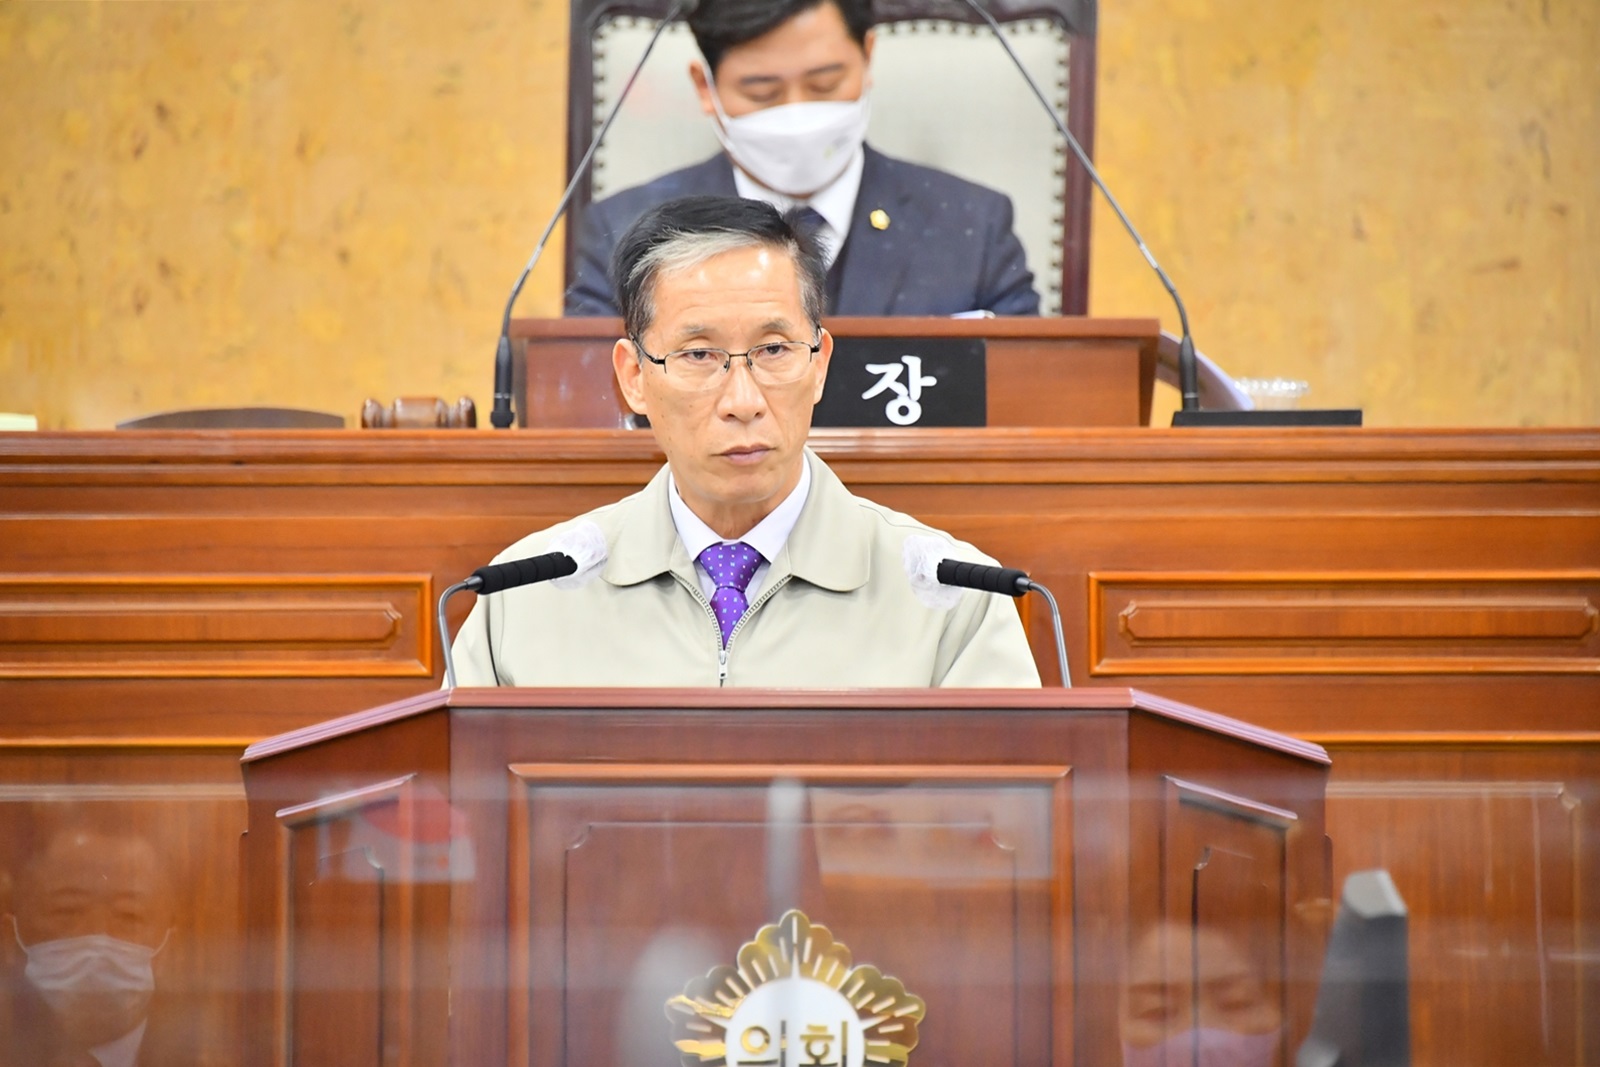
733,149,864,269
90,1019,146,1067
669,458,812,604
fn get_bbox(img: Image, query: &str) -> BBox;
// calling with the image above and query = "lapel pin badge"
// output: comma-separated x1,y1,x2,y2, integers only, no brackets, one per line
869,209,890,231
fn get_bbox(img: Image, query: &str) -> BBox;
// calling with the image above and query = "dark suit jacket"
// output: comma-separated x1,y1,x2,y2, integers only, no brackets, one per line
565,145,1041,317
0,979,207,1067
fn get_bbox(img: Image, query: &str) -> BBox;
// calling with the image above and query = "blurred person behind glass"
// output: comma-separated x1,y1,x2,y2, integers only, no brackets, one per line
1121,921,1284,1067
1,826,199,1067
566,0,1041,318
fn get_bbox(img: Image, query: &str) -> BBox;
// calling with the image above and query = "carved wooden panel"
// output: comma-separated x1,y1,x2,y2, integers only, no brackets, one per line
1137,777,1299,1067
275,775,450,1067
0,574,431,678
506,763,1071,1067
1089,572,1600,676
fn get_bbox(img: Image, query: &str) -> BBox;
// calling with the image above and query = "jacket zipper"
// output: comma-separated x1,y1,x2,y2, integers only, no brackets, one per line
720,576,791,686
679,572,793,687
676,574,728,684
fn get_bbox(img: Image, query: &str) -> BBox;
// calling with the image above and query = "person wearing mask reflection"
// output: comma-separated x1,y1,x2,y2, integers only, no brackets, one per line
2,829,192,1067
1120,921,1284,1067
565,0,1041,318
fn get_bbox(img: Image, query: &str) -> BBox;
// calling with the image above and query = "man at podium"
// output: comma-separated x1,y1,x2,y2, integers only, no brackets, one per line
565,0,1041,318
455,196,1040,688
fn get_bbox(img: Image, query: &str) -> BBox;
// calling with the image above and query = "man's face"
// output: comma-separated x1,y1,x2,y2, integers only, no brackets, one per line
691,2,874,117
11,832,171,951
613,244,832,539
6,832,174,1046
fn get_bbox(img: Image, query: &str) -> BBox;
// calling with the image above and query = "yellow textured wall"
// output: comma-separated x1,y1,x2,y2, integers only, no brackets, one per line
0,0,569,430
1093,0,1600,426
1,0,1596,429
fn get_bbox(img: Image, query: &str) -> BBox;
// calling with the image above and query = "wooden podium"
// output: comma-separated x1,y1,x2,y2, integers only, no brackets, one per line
241,687,1328,1067
511,317,1161,429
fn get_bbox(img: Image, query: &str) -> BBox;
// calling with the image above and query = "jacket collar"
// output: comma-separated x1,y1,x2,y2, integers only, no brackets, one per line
602,450,869,593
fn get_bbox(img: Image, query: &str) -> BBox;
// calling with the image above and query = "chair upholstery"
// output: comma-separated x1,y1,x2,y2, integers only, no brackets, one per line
565,0,1097,314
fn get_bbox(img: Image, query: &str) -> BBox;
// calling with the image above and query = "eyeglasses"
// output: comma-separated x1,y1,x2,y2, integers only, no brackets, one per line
633,336,821,391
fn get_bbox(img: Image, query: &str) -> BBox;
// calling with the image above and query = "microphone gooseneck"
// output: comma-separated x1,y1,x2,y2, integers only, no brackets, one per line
437,520,611,687
935,557,1072,687
437,551,577,688
962,0,1200,412
490,0,699,429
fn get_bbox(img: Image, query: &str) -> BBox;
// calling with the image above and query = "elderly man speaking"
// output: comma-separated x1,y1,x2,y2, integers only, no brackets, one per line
452,196,1039,688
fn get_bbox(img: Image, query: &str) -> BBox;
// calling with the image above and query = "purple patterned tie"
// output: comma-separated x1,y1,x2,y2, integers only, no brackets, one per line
697,541,763,647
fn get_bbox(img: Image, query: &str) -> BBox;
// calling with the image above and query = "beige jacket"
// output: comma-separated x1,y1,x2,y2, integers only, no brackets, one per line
451,451,1041,688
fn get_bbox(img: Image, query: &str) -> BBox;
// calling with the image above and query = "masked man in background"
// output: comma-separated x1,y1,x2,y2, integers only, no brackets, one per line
2,827,197,1067
565,0,1041,318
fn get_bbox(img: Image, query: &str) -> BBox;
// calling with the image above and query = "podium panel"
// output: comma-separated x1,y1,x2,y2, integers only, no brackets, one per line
510,765,1060,1067
241,688,1328,1067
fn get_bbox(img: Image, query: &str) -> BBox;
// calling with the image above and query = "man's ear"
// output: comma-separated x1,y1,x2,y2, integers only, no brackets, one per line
811,328,834,404
689,60,716,118
614,338,649,416
862,28,876,66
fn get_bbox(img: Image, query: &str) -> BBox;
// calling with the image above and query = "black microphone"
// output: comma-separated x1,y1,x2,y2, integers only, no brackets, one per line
489,0,699,429
961,0,1201,412
436,552,575,687
470,552,578,594
936,558,1029,597
936,558,1072,687
436,520,610,687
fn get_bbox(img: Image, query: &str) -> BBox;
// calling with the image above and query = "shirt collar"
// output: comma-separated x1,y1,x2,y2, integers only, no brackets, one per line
668,457,812,564
90,1018,147,1067
732,148,863,268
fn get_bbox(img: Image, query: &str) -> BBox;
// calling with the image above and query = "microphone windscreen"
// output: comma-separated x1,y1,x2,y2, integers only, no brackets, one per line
548,520,609,589
471,551,578,595
903,534,963,610
936,558,1029,598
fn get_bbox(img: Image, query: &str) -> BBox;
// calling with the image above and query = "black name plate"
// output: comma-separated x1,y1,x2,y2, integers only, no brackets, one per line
812,336,987,428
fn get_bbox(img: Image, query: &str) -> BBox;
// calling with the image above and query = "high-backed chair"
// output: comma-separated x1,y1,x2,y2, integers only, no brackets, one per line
564,0,1097,315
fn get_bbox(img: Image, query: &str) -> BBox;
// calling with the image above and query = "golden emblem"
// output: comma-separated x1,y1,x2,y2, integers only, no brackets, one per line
869,209,890,231
666,909,926,1067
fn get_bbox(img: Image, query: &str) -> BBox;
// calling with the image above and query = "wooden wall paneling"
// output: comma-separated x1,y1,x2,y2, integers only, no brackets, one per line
0,574,432,678
0,742,247,1067
1320,741,1600,1067
1087,571,1600,677
3,428,1597,1067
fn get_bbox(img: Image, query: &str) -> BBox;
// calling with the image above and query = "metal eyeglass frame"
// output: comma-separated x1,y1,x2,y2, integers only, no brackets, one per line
631,336,822,386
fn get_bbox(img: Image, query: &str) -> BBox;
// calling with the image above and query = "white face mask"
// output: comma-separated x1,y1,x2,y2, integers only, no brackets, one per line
1122,1027,1280,1067
703,64,871,198
14,917,163,1025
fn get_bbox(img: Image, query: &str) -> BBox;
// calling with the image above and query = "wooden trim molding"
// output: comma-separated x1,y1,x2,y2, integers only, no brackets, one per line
0,573,433,679
507,762,1073,783
1089,571,1600,677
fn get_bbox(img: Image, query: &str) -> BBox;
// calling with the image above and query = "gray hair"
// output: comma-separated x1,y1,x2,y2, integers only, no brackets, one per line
610,196,827,344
